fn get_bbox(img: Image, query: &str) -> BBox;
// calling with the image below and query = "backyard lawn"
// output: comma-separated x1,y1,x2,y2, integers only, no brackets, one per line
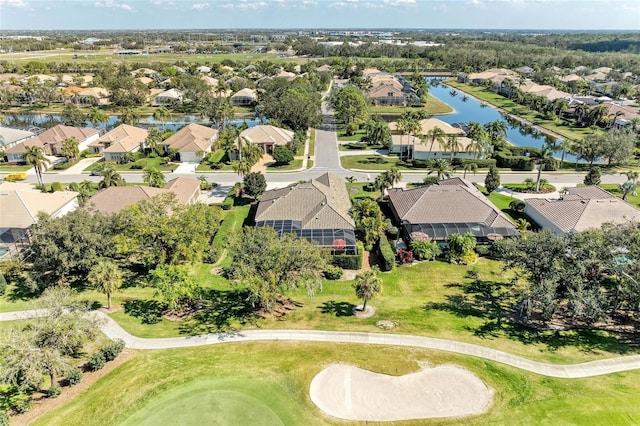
32,342,640,426
369,94,454,116
599,183,640,208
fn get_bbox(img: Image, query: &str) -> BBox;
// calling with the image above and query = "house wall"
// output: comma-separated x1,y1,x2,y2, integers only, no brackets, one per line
524,205,565,235
52,198,80,218
180,150,208,163
104,145,140,162
78,133,100,151
413,150,477,161
6,152,24,163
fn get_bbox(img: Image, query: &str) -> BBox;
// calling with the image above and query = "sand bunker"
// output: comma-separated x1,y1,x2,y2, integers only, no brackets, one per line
309,364,493,422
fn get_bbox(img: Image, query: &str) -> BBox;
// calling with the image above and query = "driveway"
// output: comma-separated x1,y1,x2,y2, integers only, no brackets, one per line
56,157,102,175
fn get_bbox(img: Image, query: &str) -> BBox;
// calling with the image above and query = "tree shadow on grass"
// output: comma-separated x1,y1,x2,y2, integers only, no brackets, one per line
320,300,355,317
425,279,635,355
178,288,257,335
123,299,168,324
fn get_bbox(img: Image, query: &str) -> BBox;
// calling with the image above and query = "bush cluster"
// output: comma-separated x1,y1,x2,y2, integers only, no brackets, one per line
65,367,83,386
323,265,344,280
47,385,61,399
86,352,106,372
377,238,395,271
100,339,125,362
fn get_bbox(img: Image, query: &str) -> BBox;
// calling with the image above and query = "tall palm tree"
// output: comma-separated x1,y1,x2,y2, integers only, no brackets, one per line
99,166,124,188
574,102,589,126
87,260,123,309
535,147,554,192
87,107,108,131
143,166,166,188
515,219,530,240
23,145,50,187
145,127,163,155
462,162,478,179
428,158,453,180
465,122,488,160
120,108,140,126
60,137,79,162
352,268,382,311
483,120,508,148
557,139,572,169
395,116,410,161
621,170,639,182
405,117,421,160
387,166,402,188
588,105,608,127
446,134,463,161
423,126,446,160
153,106,171,131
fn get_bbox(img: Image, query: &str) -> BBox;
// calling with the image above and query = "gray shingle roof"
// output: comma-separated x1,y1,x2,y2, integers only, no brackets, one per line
255,173,355,230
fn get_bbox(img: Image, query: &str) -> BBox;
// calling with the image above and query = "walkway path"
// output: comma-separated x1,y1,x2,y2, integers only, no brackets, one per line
3,309,640,379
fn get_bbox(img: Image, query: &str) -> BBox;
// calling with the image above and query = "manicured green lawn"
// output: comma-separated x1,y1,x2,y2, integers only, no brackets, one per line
32,342,640,426
369,94,454,116
599,183,640,208
445,80,598,142
337,129,367,142
340,154,406,171
503,183,556,192
0,164,32,172
266,159,303,171
346,181,381,201
308,129,316,156
85,157,176,172
339,142,386,151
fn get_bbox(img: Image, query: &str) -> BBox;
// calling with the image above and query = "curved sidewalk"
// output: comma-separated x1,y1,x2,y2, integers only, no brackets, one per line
3,309,640,379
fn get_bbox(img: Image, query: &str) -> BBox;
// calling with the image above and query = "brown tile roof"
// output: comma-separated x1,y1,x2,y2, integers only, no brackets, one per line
368,84,405,98
239,125,294,147
5,125,99,153
255,173,355,230
525,186,640,233
163,177,201,204
387,178,515,229
91,124,148,154
163,123,217,153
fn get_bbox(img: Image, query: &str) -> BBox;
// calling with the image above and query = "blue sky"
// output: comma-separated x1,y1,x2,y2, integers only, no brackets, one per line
0,0,638,31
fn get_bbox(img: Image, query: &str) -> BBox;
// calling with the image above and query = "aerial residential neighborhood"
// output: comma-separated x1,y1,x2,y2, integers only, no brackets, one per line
0,9,639,425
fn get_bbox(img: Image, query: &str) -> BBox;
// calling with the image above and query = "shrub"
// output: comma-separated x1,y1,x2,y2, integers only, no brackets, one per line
484,165,501,194
377,238,395,271
323,265,344,280
410,239,442,261
130,160,147,170
100,339,125,362
411,159,431,168
50,182,64,192
344,122,359,136
0,274,6,296
272,146,294,165
509,200,526,213
87,352,106,372
452,158,496,169
331,242,364,270
10,394,30,414
397,248,414,264
384,219,399,239
65,367,83,386
47,385,61,398
0,411,8,426
422,176,440,186
584,166,601,186
446,232,478,265
53,162,70,170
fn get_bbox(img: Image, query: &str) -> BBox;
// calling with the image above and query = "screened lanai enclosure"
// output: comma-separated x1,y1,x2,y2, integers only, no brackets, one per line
256,220,358,255
403,222,520,244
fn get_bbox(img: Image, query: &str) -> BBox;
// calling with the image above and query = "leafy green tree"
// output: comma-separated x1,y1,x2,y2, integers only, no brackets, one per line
353,268,382,311
351,198,386,250
446,232,478,265
584,166,601,186
147,264,196,310
120,108,140,126
228,226,327,310
462,162,478,179
515,218,530,239
145,127,163,155
87,261,123,309
61,104,87,127
60,136,80,162
601,128,635,166
619,180,637,201
115,194,222,269
331,85,368,126
27,210,120,291
484,165,500,194
87,107,108,130
410,239,441,261
23,145,50,187
200,96,235,129
243,171,267,199
272,145,294,165
143,166,165,188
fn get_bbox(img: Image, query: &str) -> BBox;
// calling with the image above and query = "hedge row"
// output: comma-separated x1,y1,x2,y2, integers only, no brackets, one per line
331,241,364,270
377,238,395,272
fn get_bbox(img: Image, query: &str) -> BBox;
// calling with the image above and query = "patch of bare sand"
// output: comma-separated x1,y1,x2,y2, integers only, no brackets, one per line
309,364,493,422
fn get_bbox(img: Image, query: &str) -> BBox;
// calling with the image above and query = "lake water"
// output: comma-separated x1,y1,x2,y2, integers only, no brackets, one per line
426,78,578,161
3,112,263,133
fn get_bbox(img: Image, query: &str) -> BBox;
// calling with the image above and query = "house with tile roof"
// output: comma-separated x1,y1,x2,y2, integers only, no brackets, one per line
388,118,475,160
230,88,258,106
0,127,35,150
525,186,640,234
0,182,79,248
88,124,148,162
368,84,411,106
237,124,294,156
154,88,184,106
4,125,99,163
387,178,518,243
161,123,218,162
255,173,357,254
86,177,201,215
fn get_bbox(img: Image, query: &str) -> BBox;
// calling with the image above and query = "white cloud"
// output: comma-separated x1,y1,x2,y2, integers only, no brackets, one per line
216,0,268,10
95,1,133,11
0,0,30,8
191,2,209,10
149,0,174,6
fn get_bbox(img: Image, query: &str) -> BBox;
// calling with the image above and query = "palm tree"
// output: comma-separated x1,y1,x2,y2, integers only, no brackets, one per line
87,107,108,131
428,158,453,180
588,105,608,127
120,108,140,126
145,127,163,155
405,117,422,160
574,102,589,126
60,137,80,162
143,166,165,188
395,116,410,161
23,145,50,187
99,166,124,188
619,180,637,201
423,126,446,160
515,218,530,240
483,120,508,148
557,139,572,169
621,170,639,182
87,260,123,309
153,106,171,131
535,147,554,192
445,134,463,161
352,268,382,311
465,122,488,160
462,162,478,179
387,166,402,188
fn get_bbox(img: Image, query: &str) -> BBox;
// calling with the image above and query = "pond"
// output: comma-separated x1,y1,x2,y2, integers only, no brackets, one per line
427,78,579,161
3,112,263,133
